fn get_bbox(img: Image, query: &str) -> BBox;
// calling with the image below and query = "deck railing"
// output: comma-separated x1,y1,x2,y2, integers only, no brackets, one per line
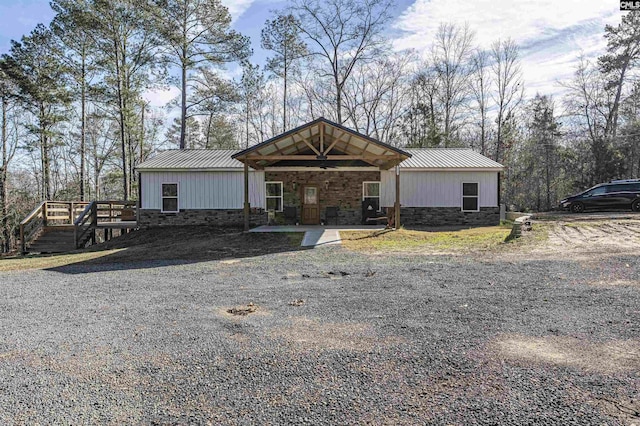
19,200,137,253
74,200,137,248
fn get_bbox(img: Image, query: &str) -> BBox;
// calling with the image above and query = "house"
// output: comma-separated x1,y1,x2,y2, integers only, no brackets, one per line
136,118,504,229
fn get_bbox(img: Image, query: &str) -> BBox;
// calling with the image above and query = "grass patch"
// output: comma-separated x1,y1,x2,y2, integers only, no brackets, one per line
341,225,512,253
0,250,123,272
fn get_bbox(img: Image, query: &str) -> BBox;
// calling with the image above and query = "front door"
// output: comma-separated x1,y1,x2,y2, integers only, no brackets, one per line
302,186,320,224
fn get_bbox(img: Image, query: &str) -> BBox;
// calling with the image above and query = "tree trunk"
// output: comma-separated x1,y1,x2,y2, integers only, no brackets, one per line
115,38,129,201
80,51,86,201
1,95,9,252
180,60,187,149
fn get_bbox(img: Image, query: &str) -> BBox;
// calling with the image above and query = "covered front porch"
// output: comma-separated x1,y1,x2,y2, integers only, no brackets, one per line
232,117,411,230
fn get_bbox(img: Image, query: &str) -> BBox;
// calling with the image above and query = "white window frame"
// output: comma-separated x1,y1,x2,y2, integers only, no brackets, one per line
363,181,381,211
461,182,480,212
161,182,179,213
265,181,283,212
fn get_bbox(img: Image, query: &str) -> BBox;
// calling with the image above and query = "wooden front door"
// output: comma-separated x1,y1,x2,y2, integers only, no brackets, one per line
302,186,320,224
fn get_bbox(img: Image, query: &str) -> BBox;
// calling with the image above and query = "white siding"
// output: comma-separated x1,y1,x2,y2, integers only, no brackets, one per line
381,170,498,208
141,171,265,210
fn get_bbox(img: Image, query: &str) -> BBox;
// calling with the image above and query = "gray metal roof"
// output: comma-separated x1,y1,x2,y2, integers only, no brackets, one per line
400,149,504,170
136,149,243,170
136,148,503,171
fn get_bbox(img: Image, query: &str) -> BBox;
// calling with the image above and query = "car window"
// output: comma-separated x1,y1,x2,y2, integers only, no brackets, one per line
606,184,629,193
630,183,640,191
587,186,606,196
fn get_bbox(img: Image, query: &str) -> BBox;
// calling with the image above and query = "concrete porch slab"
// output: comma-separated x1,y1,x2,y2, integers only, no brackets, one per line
249,225,386,248
249,225,386,233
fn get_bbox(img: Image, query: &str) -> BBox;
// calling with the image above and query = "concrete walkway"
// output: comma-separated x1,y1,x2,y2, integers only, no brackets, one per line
249,225,386,248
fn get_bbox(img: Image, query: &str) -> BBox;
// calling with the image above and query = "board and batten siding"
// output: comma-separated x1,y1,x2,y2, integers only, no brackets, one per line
380,170,498,208
141,171,265,210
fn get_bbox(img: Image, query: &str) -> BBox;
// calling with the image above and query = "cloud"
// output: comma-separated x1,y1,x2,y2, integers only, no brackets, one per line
142,87,180,108
221,0,256,22
392,0,623,98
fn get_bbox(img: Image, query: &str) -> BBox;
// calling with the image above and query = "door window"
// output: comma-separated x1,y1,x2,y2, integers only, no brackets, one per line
304,187,318,204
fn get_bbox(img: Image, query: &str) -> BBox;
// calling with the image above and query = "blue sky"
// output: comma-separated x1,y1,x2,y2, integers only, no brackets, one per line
0,0,624,105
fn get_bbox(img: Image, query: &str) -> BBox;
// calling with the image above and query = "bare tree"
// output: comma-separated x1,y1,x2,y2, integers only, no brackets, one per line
469,48,491,155
290,0,393,124
431,22,475,146
491,38,524,163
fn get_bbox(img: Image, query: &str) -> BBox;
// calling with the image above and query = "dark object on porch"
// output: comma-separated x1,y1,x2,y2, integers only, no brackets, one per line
361,199,379,225
284,206,298,224
325,206,339,225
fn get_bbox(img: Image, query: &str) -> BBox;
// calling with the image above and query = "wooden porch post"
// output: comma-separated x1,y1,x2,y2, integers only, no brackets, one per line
395,165,400,229
243,160,249,231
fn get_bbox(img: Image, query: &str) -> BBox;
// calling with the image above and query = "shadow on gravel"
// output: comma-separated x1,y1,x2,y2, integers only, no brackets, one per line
46,226,309,274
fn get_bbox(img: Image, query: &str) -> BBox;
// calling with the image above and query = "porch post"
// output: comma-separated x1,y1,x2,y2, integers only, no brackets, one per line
395,165,400,229
243,160,250,231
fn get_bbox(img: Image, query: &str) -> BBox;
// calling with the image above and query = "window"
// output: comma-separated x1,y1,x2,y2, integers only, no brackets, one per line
161,183,178,213
363,181,381,211
265,182,283,212
587,186,606,196
462,182,479,212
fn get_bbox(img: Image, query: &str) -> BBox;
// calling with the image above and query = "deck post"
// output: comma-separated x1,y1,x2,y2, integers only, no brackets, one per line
395,165,400,229
243,160,249,232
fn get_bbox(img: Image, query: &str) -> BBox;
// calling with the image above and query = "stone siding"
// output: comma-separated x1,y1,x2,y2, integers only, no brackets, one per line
400,207,500,227
138,209,267,228
266,170,380,225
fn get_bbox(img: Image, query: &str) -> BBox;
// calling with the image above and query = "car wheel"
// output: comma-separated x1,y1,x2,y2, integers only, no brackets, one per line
632,199,640,212
570,202,584,213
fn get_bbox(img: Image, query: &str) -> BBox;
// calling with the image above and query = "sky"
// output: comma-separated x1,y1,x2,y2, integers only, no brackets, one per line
0,0,625,107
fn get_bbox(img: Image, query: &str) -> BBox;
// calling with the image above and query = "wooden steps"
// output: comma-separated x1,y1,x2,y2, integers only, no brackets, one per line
26,226,76,254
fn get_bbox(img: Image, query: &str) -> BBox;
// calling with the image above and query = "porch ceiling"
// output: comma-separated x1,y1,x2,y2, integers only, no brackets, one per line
232,118,411,170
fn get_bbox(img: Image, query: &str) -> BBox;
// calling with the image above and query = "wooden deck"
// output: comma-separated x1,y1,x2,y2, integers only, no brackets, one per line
20,200,138,254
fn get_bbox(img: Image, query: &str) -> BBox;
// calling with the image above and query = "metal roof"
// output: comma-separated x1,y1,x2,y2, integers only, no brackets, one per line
136,147,503,171
136,149,243,170
400,149,504,170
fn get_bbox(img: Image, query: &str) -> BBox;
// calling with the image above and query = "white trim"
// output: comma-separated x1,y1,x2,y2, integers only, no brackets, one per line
363,181,381,211
461,182,480,212
161,182,179,213
265,181,283,212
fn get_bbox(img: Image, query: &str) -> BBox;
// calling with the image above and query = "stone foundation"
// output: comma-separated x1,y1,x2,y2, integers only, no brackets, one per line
138,209,267,228
400,207,500,227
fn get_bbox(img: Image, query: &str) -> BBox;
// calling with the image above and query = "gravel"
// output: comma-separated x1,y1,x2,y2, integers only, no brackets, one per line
0,240,639,425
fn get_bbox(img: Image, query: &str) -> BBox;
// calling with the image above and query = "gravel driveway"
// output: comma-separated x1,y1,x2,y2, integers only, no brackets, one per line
0,225,639,424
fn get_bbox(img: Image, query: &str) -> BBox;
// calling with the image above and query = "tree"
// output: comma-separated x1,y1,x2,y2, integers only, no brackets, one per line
50,0,98,201
401,67,443,148
147,0,249,149
598,12,640,139
526,94,561,210
290,0,393,124
491,38,524,163
1,25,71,200
0,64,20,252
562,57,622,184
261,14,307,133
469,48,491,156
430,22,475,146
90,0,159,200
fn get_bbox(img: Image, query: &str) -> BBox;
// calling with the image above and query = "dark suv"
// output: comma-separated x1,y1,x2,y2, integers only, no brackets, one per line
560,179,640,213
